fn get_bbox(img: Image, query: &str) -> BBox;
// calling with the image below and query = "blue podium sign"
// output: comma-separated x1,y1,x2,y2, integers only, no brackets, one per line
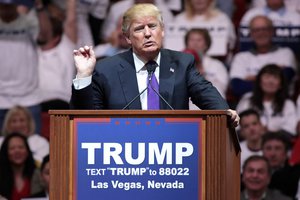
73,117,203,200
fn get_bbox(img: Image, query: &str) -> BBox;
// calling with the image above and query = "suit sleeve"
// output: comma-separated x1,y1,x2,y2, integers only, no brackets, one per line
186,57,229,110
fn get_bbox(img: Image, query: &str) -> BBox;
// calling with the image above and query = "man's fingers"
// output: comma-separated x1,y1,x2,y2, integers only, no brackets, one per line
226,109,240,128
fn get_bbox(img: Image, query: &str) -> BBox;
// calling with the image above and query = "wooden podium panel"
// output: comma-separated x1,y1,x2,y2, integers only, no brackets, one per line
49,110,240,200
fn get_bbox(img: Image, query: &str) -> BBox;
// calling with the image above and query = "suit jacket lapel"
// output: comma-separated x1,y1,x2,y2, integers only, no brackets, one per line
118,50,142,109
159,50,175,109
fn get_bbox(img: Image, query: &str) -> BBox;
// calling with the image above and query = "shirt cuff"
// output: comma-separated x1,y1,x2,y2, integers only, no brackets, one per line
73,76,92,90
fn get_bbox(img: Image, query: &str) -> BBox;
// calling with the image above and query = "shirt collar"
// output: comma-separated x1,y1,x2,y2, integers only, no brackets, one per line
133,52,161,73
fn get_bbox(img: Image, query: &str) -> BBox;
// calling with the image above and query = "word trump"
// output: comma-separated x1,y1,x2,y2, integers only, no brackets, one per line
81,142,194,165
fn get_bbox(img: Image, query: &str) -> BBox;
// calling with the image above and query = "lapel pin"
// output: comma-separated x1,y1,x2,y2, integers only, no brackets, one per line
170,68,174,73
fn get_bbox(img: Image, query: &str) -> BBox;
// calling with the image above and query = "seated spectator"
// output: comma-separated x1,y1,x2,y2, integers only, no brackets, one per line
173,0,236,56
29,154,49,198
183,28,229,98
241,155,292,200
241,0,300,27
236,64,297,137
230,15,297,98
0,133,42,200
262,131,300,199
239,109,265,172
0,106,49,165
37,0,76,111
101,0,174,43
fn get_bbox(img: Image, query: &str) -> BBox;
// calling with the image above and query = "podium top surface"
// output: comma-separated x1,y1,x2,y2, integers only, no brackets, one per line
48,110,228,117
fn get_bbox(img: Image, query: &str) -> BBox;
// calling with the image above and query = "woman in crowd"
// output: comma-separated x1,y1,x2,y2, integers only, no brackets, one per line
0,133,41,200
0,106,49,165
236,64,297,137
174,0,236,55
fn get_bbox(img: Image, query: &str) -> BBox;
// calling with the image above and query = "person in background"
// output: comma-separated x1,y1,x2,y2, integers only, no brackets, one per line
262,131,300,199
230,15,297,99
236,64,297,137
183,28,229,98
0,106,49,165
29,154,49,198
241,155,292,200
239,109,265,172
0,0,52,134
174,0,236,58
0,133,42,200
241,0,300,27
71,3,239,127
37,0,76,111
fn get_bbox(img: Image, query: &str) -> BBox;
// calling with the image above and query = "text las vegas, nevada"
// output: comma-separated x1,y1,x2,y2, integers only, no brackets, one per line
81,142,195,190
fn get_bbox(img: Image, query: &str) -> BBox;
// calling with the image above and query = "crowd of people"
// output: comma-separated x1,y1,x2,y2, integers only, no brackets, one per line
0,0,300,199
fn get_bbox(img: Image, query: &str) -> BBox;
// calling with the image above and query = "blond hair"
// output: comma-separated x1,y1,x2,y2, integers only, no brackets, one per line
184,0,218,20
2,105,35,136
122,3,164,34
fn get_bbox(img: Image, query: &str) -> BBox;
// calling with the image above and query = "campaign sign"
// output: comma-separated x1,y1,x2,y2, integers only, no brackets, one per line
74,118,202,200
164,22,228,56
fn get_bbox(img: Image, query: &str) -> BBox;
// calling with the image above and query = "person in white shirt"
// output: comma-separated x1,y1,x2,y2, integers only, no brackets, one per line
238,109,265,173
183,28,229,99
37,0,76,111
230,15,297,98
0,106,49,166
174,0,236,53
242,0,300,26
236,64,297,137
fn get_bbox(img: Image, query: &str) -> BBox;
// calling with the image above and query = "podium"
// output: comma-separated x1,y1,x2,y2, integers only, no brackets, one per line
49,110,240,200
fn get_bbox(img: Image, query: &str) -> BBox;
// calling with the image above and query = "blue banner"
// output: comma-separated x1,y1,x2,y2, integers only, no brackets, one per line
74,118,202,200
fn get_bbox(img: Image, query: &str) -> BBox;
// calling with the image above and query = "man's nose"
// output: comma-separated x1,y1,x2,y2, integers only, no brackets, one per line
144,26,151,36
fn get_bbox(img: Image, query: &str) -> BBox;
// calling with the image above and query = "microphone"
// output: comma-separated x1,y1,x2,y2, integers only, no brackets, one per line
122,85,148,110
122,61,174,110
122,68,154,110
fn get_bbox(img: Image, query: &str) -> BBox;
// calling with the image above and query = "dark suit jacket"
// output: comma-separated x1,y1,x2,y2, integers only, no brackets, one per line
71,48,229,110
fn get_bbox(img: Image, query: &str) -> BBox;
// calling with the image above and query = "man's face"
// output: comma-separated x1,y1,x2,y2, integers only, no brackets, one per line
242,160,270,192
263,139,287,168
240,115,264,142
125,16,164,61
250,18,273,48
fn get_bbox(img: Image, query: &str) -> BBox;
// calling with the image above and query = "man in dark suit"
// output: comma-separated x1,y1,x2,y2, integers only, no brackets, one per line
71,3,239,126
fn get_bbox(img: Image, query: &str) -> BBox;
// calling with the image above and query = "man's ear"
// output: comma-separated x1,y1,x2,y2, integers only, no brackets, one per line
124,33,132,45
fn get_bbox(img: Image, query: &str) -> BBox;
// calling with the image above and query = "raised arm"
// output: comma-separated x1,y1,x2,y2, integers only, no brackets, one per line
64,0,77,44
35,0,52,44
